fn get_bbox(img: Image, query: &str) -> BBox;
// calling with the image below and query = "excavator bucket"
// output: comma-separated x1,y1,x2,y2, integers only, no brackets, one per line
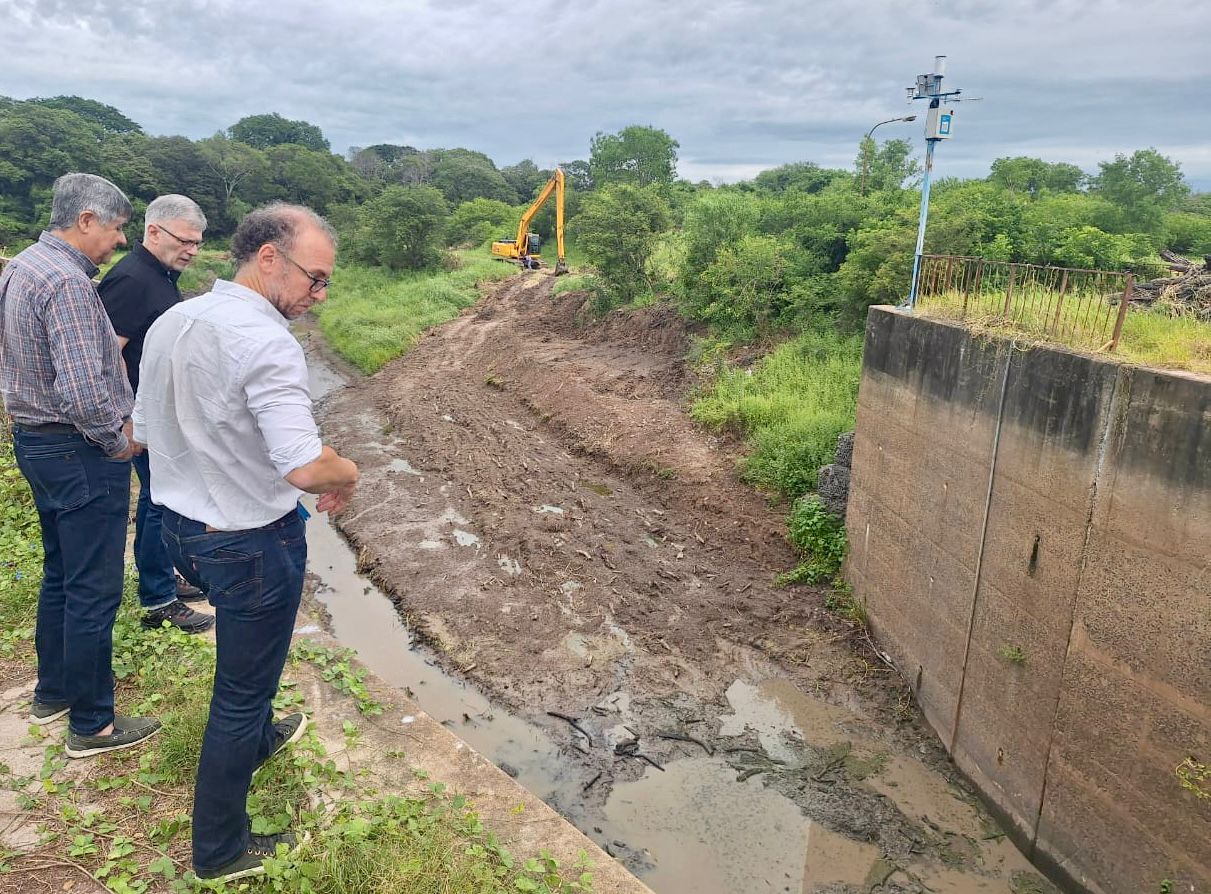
554,260,569,275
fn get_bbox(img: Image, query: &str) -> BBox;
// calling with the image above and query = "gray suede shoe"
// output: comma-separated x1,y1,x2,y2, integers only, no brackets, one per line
65,715,162,759
29,700,70,725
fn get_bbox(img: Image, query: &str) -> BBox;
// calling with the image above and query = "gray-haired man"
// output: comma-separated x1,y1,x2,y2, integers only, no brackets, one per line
0,173,161,757
99,195,213,635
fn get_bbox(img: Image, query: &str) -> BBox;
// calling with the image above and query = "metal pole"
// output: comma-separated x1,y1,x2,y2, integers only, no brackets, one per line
907,132,937,308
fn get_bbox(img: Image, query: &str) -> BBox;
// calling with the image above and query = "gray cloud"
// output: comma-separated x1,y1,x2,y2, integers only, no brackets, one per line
1,0,1208,188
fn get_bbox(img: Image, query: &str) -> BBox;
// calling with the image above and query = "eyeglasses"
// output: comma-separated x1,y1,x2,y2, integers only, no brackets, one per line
155,224,203,250
282,253,332,294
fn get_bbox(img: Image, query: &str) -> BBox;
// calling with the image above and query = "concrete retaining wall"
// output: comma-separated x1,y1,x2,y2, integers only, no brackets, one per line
845,306,1211,893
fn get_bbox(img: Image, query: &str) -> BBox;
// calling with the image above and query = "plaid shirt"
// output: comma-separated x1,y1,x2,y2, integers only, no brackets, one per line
0,232,133,455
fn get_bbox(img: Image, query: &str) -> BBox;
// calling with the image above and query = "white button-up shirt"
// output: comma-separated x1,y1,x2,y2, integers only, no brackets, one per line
133,279,323,531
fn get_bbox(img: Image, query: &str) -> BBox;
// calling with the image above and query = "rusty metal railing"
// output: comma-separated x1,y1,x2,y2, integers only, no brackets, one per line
915,254,1134,351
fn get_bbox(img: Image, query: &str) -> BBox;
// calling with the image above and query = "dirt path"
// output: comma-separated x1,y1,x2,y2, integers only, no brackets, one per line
311,274,1054,894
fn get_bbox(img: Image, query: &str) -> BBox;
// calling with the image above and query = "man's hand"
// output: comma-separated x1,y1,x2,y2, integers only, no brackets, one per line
316,484,356,515
111,419,136,460
131,439,146,457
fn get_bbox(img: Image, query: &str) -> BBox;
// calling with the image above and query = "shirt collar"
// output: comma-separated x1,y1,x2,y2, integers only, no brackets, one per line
210,279,289,327
38,231,99,279
134,242,182,283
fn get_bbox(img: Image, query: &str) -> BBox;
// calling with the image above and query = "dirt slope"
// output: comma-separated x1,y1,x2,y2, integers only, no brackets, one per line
319,273,858,716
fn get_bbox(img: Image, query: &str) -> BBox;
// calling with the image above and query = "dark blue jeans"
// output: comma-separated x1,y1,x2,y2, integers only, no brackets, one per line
132,452,177,611
160,506,306,872
12,427,130,735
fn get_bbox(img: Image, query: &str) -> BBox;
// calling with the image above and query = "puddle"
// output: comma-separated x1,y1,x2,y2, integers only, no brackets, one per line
308,357,346,402
452,528,480,547
803,823,881,889
596,757,810,894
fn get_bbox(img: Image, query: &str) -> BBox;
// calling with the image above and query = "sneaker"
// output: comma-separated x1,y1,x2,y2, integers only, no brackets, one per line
255,713,308,773
65,714,162,759
195,830,307,885
141,599,214,633
29,699,70,725
175,575,206,602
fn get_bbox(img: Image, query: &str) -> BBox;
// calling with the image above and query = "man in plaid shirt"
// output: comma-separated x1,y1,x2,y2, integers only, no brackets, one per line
0,173,162,758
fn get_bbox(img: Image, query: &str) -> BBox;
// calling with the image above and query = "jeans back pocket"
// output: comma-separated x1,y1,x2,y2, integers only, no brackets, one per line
15,445,90,512
191,548,263,611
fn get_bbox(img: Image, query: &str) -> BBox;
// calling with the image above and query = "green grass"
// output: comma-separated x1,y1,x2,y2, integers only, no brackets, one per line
0,432,592,893
691,329,864,499
918,289,1211,376
313,250,515,373
177,249,233,297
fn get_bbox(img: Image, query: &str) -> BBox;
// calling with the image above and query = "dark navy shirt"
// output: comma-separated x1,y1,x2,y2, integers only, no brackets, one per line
98,243,182,396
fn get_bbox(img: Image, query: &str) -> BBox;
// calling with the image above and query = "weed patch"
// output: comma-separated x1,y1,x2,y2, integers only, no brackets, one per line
691,329,862,499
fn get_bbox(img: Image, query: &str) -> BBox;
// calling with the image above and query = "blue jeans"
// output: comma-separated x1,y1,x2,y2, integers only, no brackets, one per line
12,427,130,735
132,452,176,611
160,506,306,872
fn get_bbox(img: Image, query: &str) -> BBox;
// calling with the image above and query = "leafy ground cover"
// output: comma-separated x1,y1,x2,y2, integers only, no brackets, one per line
690,328,864,499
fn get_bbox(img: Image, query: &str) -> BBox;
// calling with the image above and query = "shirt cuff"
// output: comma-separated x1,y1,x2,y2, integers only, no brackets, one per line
270,435,324,479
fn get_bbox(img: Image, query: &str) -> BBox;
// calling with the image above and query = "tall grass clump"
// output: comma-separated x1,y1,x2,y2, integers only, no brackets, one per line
1116,305,1211,375
313,252,514,373
692,329,863,498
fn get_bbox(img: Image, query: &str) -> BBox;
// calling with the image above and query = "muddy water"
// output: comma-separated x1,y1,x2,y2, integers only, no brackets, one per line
304,502,827,893
302,345,1042,894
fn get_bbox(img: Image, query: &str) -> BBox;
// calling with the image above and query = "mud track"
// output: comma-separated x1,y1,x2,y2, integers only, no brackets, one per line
312,274,1048,892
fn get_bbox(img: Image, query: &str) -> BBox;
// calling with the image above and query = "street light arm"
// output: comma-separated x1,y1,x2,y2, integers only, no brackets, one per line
865,115,918,140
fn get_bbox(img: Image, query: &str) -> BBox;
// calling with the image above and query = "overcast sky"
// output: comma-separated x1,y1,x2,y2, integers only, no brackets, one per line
2,0,1209,189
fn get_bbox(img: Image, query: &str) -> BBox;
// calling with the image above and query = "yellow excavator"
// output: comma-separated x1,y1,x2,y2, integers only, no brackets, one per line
491,167,568,274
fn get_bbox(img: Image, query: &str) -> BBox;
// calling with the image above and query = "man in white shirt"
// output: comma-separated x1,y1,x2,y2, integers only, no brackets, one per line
134,202,358,884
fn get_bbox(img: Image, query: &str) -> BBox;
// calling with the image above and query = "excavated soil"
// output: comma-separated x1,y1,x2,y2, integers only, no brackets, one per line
318,274,867,721
311,273,1052,893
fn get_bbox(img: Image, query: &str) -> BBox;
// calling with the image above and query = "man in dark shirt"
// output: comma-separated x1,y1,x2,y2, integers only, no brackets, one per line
0,172,161,757
99,195,213,634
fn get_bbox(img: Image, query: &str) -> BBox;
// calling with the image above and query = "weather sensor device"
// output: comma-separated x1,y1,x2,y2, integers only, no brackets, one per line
925,104,955,140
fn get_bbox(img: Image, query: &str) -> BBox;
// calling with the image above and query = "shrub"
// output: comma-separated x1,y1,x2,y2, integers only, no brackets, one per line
446,197,517,248
780,495,847,584
346,185,449,271
573,184,672,308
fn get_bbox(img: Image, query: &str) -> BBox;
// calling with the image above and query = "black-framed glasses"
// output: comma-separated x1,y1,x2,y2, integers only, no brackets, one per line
154,224,203,249
282,253,331,294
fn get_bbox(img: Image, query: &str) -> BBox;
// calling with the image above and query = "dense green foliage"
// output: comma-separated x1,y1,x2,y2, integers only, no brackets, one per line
588,125,679,187
344,185,450,271
4,92,1206,303
229,112,331,152
574,184,672,307
783,495,849,584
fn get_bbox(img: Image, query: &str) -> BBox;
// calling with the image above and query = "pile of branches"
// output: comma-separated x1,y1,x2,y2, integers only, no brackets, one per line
1129,250,1211,320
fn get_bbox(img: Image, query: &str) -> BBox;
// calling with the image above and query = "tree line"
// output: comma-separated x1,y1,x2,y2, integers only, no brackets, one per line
1,94,1207,334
